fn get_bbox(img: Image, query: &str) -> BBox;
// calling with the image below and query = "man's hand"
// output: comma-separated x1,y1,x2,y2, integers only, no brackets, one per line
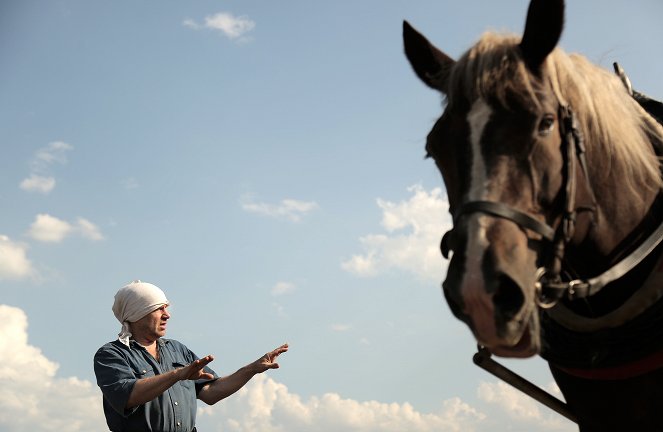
197,344,289,405
178,355,216,381
253,343,289,373
127,354,215,408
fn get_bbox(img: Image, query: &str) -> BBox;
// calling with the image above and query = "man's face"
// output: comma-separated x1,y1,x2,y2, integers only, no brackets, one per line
131,304,170,342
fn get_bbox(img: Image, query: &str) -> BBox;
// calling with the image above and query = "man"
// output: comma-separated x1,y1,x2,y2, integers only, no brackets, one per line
94,280,288,432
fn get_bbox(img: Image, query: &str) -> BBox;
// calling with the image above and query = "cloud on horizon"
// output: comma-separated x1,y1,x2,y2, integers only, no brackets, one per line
0,305,106,431
477,381,572,431
197,374,486,432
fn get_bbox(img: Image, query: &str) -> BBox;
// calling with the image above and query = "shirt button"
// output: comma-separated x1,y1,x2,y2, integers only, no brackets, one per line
174,401,178,406
177,421,181,426
142,370,147,373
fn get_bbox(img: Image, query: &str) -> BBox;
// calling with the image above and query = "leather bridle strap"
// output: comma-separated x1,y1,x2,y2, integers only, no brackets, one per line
454,201,555,241
541,218,663,299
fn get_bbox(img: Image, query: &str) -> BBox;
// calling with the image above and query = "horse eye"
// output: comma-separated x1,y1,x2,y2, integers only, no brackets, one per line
538,115,555,136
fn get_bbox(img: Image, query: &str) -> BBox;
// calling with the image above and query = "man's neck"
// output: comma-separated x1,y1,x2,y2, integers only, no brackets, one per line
133,336,159,360
133,335,157,347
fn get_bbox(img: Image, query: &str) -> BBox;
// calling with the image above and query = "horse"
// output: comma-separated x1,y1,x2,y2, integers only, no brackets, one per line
403,0,663,430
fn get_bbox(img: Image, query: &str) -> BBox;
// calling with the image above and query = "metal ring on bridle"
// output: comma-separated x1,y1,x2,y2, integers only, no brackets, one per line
535,267,560,309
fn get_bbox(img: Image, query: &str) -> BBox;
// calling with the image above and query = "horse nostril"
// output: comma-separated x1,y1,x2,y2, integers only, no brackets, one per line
493,274,525,322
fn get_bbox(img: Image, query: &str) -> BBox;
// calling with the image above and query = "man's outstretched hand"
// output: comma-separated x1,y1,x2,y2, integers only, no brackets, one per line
253,343,289,373
178,343,288,384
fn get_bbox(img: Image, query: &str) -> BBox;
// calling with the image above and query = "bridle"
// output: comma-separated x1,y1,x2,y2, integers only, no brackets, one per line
441,105,663,308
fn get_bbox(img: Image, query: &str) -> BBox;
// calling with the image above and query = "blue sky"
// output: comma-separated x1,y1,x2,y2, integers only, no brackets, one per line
1,1,662,431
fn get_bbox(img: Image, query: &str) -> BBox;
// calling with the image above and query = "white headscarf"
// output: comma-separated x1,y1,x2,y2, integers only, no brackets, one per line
112,280,169,347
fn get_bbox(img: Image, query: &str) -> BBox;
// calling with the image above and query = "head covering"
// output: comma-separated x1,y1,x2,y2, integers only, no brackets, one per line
112,280,169,346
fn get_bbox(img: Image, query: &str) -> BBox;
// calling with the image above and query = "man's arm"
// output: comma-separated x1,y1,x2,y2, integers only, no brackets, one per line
126,355,215,409
197,343,288,405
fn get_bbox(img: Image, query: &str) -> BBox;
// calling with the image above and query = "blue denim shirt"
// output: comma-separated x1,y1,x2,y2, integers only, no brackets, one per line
94,338,218,432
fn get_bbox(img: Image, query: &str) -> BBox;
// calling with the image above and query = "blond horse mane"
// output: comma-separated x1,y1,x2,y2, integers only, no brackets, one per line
446,32,663,197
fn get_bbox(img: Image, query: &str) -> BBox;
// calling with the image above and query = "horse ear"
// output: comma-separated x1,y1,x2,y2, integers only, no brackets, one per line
403,21,455,93
519,0,565,73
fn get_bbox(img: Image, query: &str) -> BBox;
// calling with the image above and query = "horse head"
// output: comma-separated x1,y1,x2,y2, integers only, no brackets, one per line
403,0,662,358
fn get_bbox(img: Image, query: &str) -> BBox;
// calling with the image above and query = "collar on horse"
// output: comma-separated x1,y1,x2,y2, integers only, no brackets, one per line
442,104,663,308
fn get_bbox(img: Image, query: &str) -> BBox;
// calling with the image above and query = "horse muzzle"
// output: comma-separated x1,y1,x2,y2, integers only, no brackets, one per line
442,219,542,357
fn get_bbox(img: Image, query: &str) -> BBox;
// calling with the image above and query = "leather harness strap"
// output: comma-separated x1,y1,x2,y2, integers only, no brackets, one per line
557,348,663,380
454,200,555,241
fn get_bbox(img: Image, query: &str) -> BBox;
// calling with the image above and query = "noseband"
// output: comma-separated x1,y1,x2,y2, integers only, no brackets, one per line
442,106,663,308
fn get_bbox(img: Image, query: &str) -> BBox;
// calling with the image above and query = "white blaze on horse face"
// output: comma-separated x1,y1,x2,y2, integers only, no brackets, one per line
460,99,499,344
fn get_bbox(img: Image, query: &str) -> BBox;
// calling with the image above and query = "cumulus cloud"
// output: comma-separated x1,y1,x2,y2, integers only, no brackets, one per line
20,141,73,194
197,374,486,432
184,12,255,40
477,381,574,431
19,175,56,194
0,236,34,280
0,305,106,431
27,214,72,242
342,185,452,282
241,196,319,222
27,214,104,243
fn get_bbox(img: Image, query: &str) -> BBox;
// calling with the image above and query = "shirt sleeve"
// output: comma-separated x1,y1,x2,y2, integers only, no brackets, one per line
93,345,139,417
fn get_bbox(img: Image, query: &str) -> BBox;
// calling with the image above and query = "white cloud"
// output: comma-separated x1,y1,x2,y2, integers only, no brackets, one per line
27,214,104,243
19,174,55,194
197,374,486,432
342,185,452,281
184,12,255,40
271,281,296,296
182,18,200,29
20,141,73,194
0,305,106,431
477,381,574,431
76,217,105,241
32,141,73,170
27,214,72,243
241,196,319,222
0,236,34,280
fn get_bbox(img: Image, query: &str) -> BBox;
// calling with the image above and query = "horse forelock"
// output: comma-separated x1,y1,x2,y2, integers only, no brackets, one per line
446,32,663,198
447,33,540,112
